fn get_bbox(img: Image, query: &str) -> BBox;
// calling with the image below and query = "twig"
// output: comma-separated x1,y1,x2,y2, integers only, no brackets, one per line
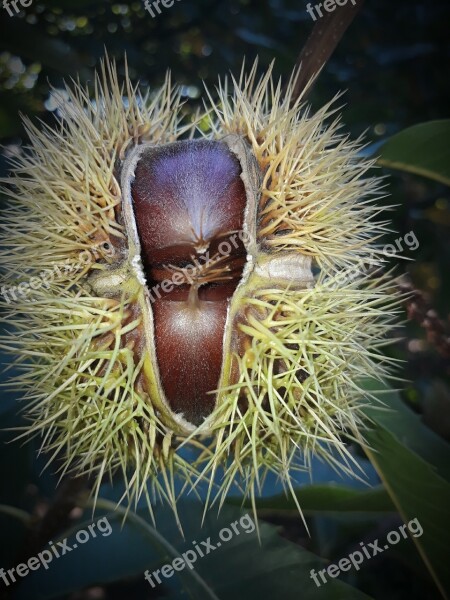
398,277,450,359
0,475,89,600
289,0,365,102
19,474,89,560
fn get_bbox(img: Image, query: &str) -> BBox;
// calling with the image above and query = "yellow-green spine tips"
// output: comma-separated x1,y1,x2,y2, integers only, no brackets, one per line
0,58,400,525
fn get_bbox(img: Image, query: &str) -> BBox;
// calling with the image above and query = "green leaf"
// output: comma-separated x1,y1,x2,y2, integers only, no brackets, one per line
363,380,450,482
229,485,396,514
362,383,450,599
15,501,372,600
377,120,450,186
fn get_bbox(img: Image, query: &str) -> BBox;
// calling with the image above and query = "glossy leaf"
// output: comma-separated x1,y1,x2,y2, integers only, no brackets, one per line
362,382,450,599
14,501,373,600
377,120,450,186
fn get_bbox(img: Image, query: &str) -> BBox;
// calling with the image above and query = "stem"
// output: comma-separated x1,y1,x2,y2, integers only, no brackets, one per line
289,0,365,102
399,277,450,360
0,504,32,525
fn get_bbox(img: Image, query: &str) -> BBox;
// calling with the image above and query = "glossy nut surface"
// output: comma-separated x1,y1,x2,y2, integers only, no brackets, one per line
131,140,248,424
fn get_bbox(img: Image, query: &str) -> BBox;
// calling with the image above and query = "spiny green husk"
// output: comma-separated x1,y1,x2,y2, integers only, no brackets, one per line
0,58,402,526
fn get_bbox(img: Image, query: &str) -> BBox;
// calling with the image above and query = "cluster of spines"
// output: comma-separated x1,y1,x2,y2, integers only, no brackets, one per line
195,62,402,516
0,288,204,527
205,61,394,275
0,58,184,287
196,272,401,519
0,60,194,523
0,58,402,527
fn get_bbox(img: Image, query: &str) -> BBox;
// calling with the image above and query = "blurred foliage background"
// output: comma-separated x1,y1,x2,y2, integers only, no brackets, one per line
0,1,449,599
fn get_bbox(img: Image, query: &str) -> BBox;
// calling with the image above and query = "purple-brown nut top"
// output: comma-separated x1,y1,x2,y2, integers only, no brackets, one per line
132,140,248,425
